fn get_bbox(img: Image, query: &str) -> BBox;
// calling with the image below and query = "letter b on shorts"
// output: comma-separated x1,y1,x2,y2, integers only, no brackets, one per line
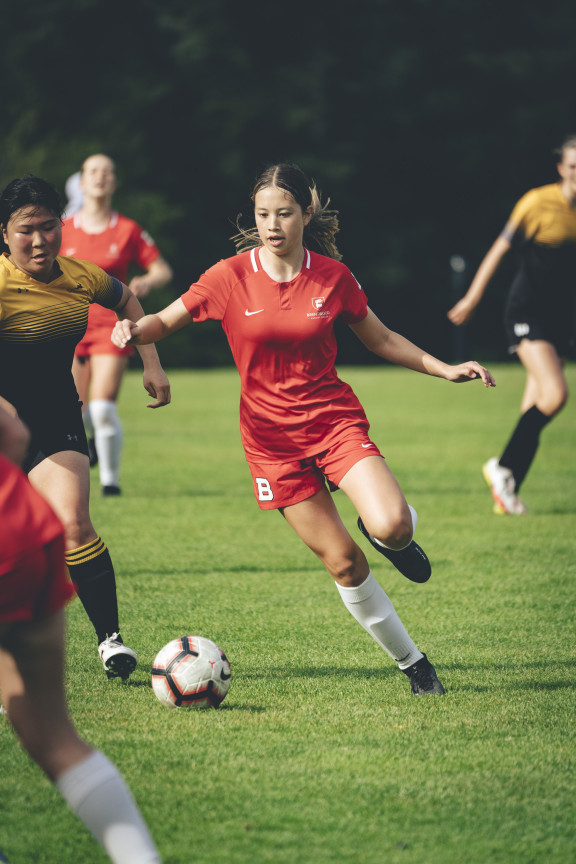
255,477,274,501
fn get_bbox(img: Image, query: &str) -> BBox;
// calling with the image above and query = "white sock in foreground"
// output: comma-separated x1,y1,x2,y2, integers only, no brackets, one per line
336,572,423,669
90,399,123,487
56,750,161,864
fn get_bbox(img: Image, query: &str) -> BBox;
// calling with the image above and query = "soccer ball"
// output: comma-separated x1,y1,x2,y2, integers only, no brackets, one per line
151,636,231,709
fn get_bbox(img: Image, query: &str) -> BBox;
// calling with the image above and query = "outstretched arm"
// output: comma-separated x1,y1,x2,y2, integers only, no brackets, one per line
112,296,192,349
447,235,511,326
350,308,496,387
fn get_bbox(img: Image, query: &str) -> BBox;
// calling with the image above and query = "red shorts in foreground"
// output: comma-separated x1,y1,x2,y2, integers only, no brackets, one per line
0,455,76,623
0,535,75,624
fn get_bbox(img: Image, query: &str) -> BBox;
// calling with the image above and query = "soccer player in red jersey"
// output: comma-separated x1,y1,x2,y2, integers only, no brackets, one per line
0,174,171,678
0,405,162,863
448,136,576,515
113,163,495,695
61,154,173,495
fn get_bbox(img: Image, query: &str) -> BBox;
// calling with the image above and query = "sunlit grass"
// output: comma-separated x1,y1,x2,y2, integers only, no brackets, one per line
1,363,575,863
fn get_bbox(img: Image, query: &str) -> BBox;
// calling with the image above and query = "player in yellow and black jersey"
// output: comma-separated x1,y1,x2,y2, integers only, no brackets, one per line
0,174,171,678
448,135,576,515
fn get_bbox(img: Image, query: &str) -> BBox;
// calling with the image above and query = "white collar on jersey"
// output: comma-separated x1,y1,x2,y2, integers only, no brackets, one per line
250,246,311,273
72,212,119,229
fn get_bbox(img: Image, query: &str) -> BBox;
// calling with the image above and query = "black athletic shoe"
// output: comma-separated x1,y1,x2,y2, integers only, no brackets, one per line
87,437,98,467
402,654,445,695
102,485,121,496
357,517,431,583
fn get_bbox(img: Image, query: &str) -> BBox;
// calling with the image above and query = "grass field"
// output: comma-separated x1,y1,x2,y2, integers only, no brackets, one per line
1,362,575,864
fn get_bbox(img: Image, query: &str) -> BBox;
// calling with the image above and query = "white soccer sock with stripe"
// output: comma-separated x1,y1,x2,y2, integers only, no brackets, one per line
367,504,418,551
56,750,161,863
336,571,423,669
90,399,123,487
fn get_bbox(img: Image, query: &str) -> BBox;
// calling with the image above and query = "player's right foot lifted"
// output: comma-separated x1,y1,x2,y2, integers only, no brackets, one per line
98,632,137,680
357,518,431,583
482,457,527,515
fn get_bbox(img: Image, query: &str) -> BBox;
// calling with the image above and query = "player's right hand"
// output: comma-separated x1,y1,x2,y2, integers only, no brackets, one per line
111,319,140,348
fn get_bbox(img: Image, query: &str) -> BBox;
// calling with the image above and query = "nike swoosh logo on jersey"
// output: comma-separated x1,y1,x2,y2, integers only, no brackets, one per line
245,309,264,316
361,443,375,448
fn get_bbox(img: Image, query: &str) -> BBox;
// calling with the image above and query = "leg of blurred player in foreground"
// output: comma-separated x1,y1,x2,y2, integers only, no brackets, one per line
0,407,161,863
280,457,444,696
0,609,161,863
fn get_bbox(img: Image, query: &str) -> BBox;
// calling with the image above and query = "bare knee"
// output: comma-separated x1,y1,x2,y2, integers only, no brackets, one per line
363,509,413,551
60,511,96,550
538,384,569,417
324,542,369,587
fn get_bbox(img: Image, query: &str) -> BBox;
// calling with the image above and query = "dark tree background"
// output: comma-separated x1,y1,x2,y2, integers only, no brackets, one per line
2,0,576,366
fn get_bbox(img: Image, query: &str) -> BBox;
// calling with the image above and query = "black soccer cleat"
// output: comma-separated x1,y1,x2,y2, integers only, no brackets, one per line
402,654,445,695
102,484,121,496
357,517,431,583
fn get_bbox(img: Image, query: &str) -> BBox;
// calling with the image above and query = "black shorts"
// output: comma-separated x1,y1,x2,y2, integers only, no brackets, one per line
23,401,89,473
504,315,575,357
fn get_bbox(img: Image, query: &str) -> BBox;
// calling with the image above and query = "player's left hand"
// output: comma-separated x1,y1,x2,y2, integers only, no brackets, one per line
446,361,496,387
129,275,153,299
143,369,171,408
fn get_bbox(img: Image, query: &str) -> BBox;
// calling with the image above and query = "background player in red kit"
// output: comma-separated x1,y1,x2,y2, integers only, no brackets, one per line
112,163,495,696
61,153,173,495
0,405,162,863
448,135,576,515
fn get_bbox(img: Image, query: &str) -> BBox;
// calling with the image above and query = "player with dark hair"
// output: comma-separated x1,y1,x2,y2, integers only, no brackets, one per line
62,154,173,495
112,162,495,696
0,174,171,678
448,136,576,514
0,405,162,863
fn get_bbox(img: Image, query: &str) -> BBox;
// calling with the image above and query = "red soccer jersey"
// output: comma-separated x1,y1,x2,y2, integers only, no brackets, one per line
61,212,161,331
181,247,369,461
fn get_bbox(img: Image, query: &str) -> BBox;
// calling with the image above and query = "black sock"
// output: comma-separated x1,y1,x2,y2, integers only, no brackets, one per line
65,537,120,644
499,406,552,490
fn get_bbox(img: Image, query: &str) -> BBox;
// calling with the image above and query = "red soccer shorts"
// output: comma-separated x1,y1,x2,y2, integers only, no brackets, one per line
75,322,134,358
246,428,383,510
0,534,76,624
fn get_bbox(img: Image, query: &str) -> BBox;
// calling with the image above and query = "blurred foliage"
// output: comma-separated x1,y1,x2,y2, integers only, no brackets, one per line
2,0,576,365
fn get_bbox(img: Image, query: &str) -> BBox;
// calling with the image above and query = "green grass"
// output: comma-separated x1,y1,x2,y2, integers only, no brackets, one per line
1,362,575,864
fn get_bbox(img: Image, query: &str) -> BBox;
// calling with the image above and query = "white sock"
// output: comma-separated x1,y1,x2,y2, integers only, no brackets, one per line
83,405,95,439
56,750,161,863
367,504,418,551
336,572,423,668
90,399,123,486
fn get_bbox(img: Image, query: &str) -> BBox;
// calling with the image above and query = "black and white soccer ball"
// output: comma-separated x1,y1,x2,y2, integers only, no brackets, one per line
151,636,231,709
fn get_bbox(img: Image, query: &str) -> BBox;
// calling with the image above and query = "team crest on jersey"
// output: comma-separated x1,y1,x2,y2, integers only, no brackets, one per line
312,297,325,310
